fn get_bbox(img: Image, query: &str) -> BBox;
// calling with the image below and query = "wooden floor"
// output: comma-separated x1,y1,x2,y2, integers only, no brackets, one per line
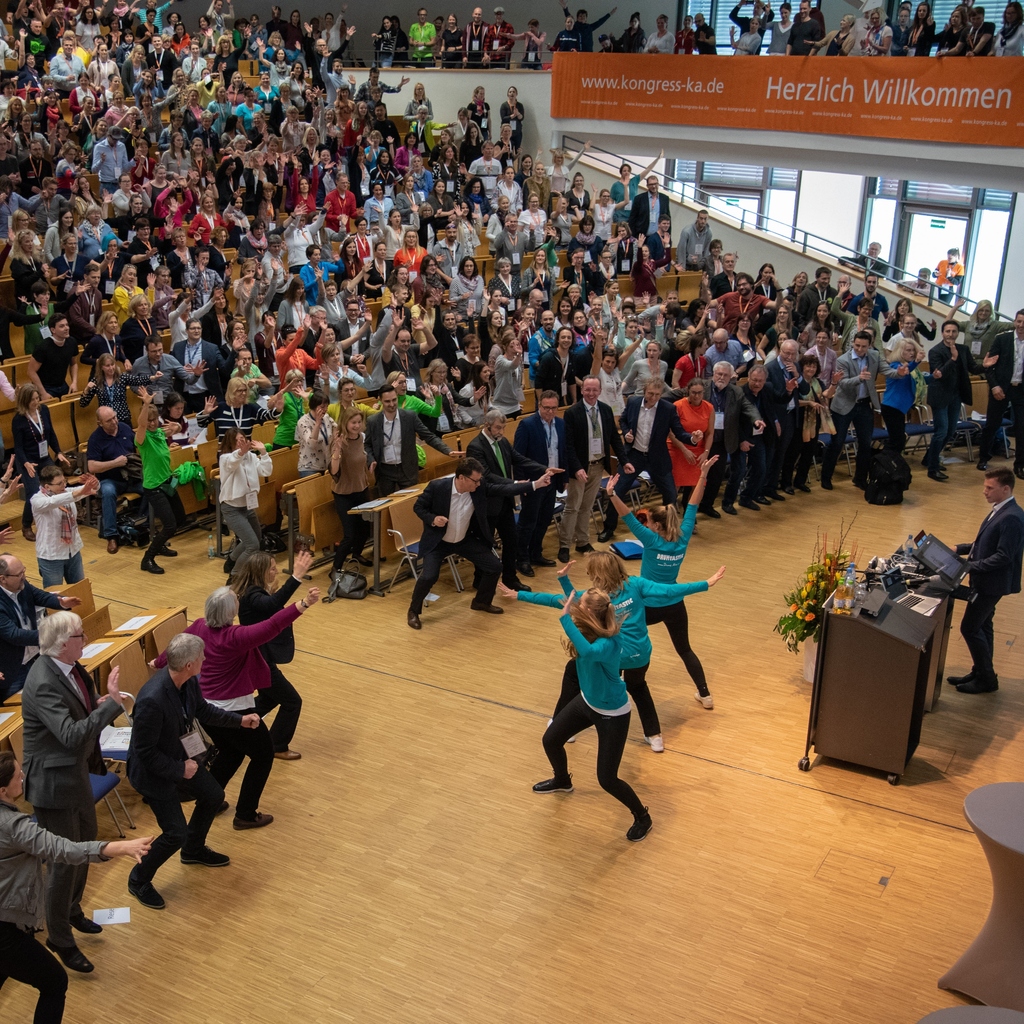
2,453,1022,1024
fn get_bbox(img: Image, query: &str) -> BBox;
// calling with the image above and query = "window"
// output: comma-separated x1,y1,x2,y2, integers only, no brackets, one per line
702,162,765,188
904,181,973,205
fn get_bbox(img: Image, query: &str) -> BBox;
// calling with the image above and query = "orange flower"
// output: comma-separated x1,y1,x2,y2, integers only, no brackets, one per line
791,603,798,612
805,613,816,622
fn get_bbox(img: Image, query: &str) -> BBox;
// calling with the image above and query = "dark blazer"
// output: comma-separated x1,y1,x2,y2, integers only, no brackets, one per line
620,396,691,474
413,475,519,556
795,284,838,330
741,382,779,444
127,667,242,801
709,271,738,300
533,348,575,406
983,331,1020,393
21,655,121,810
765,359,811,417
466,430,547,516
708,382,762,454
12,406,62,469
927,341,978,408
0,584,64,694
238,576,301,666
171,339,226,399
364,408,451,483
627,191,670,239
956,497,1024,596
563,398,626,476
514,413,567,486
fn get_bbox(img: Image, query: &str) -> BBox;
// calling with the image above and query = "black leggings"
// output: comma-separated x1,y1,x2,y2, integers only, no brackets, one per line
645,600,710,696
144,483,185,559
0,920,68,1024
553,659,661,737
543,692,645,817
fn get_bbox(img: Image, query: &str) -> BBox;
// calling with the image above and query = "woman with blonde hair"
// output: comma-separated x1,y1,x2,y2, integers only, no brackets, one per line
810,12,857,53
9,230,45,295
955,298,1000,358
79,352,152,423
13,383,71,539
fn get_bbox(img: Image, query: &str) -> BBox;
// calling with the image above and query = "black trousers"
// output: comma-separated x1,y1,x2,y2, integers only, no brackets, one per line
553,659,661,737
144,484,185,559
409,535,500,614
253,659,302,752
978,383,1024,467
205,719,275,821
517,482,558,561
960,589,1002,685
822,399,875,486
542,692,645,817
183,392,211,414
792,436,820,489
881,403,908,454
332,490,371,569
0,921,68,1024
767,408,799,492
645,601,709,695
602,448,677,534
131,766,225,883
699,436,729,510
32,803,97,950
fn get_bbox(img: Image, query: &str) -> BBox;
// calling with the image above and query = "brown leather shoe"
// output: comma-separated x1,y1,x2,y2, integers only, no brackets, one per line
273,749,301,760
22,527,35,541
407,610,422,630
107,537,119,554
232,811,274,830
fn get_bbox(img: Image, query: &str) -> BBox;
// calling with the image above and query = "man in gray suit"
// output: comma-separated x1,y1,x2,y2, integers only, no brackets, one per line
820,329,901,491
21,611,126,974
364,384,461,496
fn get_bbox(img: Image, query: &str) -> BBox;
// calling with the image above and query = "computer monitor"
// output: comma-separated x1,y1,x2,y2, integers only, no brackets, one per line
914,534,967,585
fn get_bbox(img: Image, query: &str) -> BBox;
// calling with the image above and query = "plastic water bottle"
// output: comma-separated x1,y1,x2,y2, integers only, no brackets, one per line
904,534,915,558
207,533,215,558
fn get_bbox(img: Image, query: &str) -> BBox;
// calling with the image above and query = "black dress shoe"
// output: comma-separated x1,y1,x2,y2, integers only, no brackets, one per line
575,544,595,554
470,601,504,614
928,470,949,482
783,486,795,495
976,461,989,471
159,546,178,557
738,498,761,511
70,913,102,935
957,677,998,694
722,504,738,516
45,940,94,973
140,556,164,574
533,556,557,567
407,611,422,630
753,496,772,505
596,530,614,543
516,561,535,577
764,490,786,501
557,547,570,563
820,480,833,491
699,506,721,519
794,483,811,493
503,579,532,592
127,876,165,910
1016,467,1024,481
947,671,975,686
853,481,866,491
353,553,374,567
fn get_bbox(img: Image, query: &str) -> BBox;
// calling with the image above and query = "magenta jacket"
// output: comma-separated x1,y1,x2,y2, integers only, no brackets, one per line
154,605,301,701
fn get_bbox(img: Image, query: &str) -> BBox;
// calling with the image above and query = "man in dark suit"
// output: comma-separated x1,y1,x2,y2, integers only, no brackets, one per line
949,468,1024,694
172,318,226,414
408,458,521,629
976,311,1024,478
0,553,78,699
764,341,809,500
627,176,670,242
126,633,260,910
466,411,554,590
514,390,568,571
559,376,631,562
925,321,979,482
725,364,778,511
600,379,694,538
700,360,765,517
22,612,126,972
364,384,458,496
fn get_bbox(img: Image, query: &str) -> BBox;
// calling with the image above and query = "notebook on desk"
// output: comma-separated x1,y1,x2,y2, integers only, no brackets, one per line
880,566,942,616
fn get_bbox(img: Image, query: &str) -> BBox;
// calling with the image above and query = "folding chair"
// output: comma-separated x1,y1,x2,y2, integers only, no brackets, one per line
385,497,463,594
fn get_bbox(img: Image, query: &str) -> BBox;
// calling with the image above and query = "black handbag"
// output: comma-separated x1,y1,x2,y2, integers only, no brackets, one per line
327,569,368,601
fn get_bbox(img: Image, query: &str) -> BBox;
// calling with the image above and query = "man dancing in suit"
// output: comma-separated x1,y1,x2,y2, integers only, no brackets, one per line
949,467,1024,694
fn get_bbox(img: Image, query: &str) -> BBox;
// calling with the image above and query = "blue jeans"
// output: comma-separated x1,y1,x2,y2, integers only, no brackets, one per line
37,551,84,588
99,478,128,538
927,399,961,471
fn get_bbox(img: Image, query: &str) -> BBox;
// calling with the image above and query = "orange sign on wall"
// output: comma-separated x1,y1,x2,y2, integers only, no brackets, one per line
550,53,1024,148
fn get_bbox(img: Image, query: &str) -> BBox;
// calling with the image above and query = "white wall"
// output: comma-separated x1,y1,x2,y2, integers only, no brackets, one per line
998,206,1024,319
795,170,864,257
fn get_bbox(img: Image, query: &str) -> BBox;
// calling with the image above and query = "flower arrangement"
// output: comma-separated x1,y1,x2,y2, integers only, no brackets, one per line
775,522,859,654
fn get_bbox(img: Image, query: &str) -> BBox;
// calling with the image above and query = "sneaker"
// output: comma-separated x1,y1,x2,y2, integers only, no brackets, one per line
128,876,166,910
695,690,714,710
532,775,574,793
626,809,653,843
180,846,231,867
644,734,665,753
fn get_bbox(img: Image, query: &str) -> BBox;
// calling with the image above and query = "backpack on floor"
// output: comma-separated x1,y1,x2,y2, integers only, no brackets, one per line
865,449,912,506
115,512,150,547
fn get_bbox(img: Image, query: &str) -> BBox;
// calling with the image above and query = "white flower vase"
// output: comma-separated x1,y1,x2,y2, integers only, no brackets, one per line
802,637,818,683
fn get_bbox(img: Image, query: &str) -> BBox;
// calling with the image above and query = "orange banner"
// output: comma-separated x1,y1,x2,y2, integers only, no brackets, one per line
550,53,1024,148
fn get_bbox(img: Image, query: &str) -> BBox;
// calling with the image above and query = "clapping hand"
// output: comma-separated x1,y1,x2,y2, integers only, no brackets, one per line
706,565,727,587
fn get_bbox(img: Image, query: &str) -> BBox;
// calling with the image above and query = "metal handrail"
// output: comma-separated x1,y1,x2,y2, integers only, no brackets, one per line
561,133,1005,322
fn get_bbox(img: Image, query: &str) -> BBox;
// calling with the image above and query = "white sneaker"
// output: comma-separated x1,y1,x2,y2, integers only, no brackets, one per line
644,734,665,753
695,691,714,710
547,718,577,742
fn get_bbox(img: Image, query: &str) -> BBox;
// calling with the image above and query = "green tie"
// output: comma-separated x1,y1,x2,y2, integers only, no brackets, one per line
493,439,507,476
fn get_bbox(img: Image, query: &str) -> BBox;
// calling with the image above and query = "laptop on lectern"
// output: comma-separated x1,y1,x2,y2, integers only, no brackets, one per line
913,534,969,588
